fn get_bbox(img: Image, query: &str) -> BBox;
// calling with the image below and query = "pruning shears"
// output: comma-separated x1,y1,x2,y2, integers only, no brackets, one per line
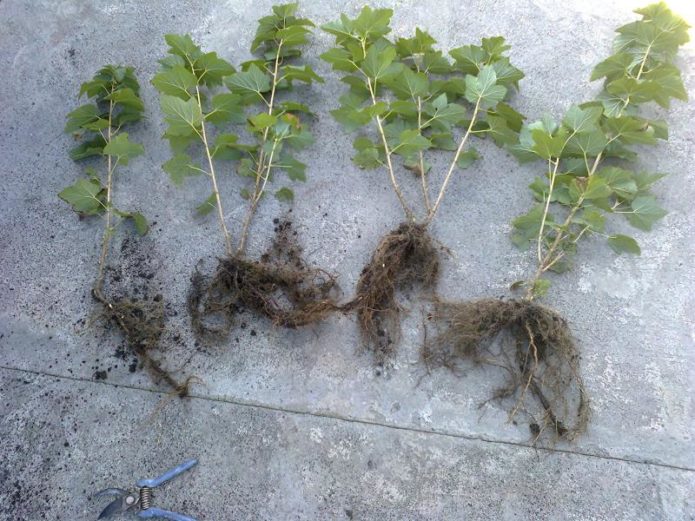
94,459,198,521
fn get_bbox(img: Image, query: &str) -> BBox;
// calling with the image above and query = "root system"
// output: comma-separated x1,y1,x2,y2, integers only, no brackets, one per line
423,298,589,440
189,219,339,340
93,290,191,397
349,222,440,363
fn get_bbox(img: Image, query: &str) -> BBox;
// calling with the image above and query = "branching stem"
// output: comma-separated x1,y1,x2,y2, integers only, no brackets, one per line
237,40,284,254
427,96,482,224
367,78,416,222
196,85,233,256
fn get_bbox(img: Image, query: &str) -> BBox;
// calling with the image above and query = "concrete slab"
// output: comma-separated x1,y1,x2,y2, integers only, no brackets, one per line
2,368,694,520
1,0,694,518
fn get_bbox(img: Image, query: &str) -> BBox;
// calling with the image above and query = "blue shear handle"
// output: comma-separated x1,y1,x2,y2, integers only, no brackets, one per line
136,459,198,488
138,507,197,521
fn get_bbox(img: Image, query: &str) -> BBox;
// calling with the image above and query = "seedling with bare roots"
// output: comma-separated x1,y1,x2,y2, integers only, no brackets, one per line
322,7,525,362
153,3,338,340
425,3,689,440
60,65,189,395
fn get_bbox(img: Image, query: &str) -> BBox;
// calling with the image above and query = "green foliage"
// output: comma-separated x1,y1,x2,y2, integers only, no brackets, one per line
153,3,321,243
321,7,524,221
510,3,688,294
60,65,148,235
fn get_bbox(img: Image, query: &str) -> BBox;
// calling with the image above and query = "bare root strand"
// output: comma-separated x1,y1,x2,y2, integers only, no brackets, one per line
345,222,440,363
92,288,191,397
423,298,589,440
189,219,341,341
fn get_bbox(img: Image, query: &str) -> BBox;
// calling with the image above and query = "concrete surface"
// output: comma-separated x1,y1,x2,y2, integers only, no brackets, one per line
1,0,694,519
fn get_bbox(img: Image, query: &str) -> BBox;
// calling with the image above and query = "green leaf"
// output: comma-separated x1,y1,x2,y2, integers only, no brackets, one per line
106,88,144,111
226,65,271,95
276,25,311,47
160,95,203,136
151,66,197,99
206,93,244,125
102,133,144,165
362,44,398,81
281,65,324,84
530,128,567,159
625,195,666,230
164,34,202,61
562,105,603,133
279,156,307,181
70,136,107,160
163,153,201,185
464,65,507,109
596,167,638,199
456,147,479,169
641,64,688,108
320,48,358,72
193,52,235,86
353,147,381,169
392,129,431,157
607,234,641,255
58,178,105,215
531,278,551,298
65,104,102,133
275,187,294,201
511,204,545,248
249,113,277,130
196,193,217,216
384,67,429,100
582,176,612,199
129,212,149,236
590,53,635,82
351,6,393,40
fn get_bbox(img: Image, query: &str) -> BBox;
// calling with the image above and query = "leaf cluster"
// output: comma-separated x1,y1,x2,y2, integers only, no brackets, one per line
509,2,688,294
59,65,147,234
321,7,524,181
153,2,322,211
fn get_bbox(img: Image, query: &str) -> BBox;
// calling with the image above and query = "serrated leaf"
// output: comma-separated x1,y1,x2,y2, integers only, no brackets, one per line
583,176,612,199
70,135,107,160
106,88,144,111
196,193,217,216
275,187,294,201
276,25,311,47
531,278,551,298
281,64,324,84
625,195,666,230
102,133,144,165
164,34,202,61
278,156,307,181
226,65,271,95
362,44,398,81
392,129,431,157
160,95,203,136
65,104,102,133
58,178,105,215
456,147,479,169
465,65,507,109
151,66,197,99
562,105,603,133
530,128,567,159
320,48,358,72
163,153,201,185
129,212,149,236
193,52,235,86
607,234,641,255
353,147,381,169
511,204,545,248
249,113,277,130
206,93,244,125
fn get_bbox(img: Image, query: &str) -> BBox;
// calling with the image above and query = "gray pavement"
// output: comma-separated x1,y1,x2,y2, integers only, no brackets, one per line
1,0,694,519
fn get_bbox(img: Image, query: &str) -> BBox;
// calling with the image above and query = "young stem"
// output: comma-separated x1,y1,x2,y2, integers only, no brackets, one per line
237,41,284,255
94,94,116,298
536,158,561,263
367,78,415,222
524,153,603,300
426,97,482,224
417,96,431,212
196,85,233,256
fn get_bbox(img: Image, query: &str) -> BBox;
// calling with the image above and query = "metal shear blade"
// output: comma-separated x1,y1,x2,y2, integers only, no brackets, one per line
95,488,138,519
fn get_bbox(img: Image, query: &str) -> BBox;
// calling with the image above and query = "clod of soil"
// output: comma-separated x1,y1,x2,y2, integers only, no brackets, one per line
423,298,589,440
348,222,440,363
188,219,340,340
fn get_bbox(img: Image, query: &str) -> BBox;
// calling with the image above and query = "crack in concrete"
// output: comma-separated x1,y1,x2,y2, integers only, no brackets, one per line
2,364,693,473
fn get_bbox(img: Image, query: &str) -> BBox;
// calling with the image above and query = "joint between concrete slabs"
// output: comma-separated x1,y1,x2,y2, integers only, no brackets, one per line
3,364,693,474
